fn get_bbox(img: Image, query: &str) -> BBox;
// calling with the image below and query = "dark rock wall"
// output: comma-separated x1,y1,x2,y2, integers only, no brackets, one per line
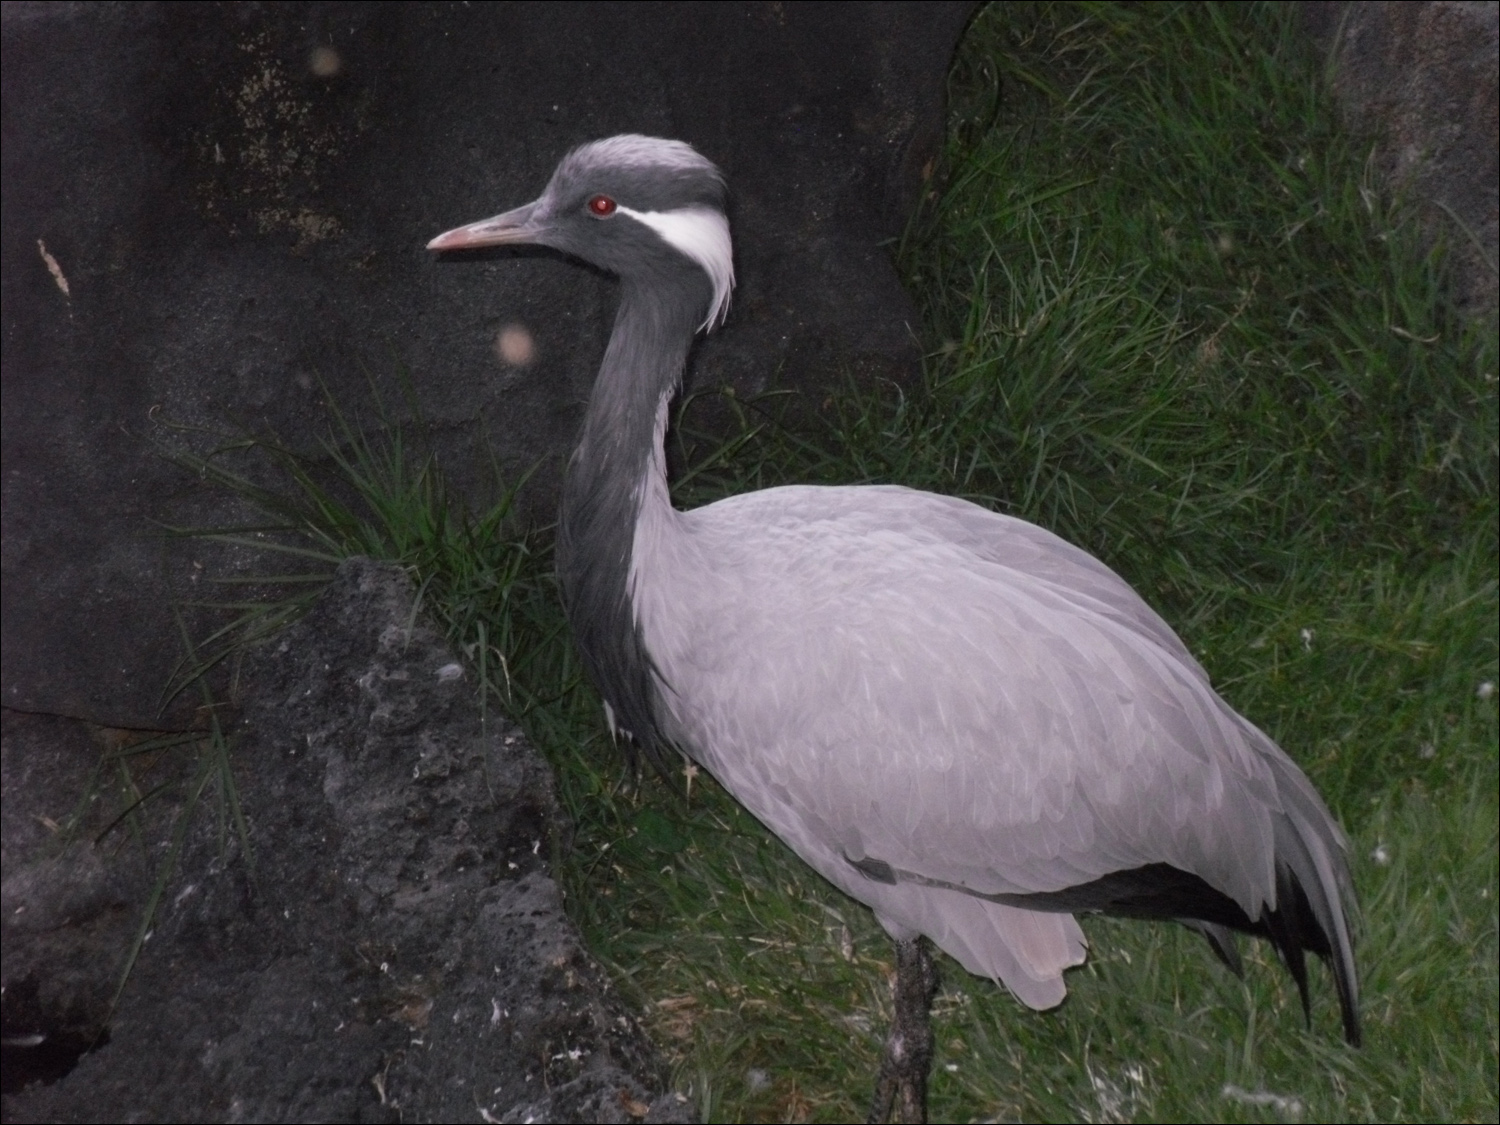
1,2,974,729
1301,1,1499,319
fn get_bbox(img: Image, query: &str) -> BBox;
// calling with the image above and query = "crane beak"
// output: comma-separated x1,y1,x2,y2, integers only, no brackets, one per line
427,200,544,251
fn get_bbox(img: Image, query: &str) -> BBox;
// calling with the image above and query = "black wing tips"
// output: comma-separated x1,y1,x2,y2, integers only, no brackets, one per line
847,838,1362,1045
1267,815,1363,1047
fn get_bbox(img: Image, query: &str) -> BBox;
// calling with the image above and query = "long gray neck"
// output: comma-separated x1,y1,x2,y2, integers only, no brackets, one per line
556,279,698,762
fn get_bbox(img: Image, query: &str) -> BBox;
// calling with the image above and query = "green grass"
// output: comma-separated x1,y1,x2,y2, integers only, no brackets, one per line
176,2,1497,1120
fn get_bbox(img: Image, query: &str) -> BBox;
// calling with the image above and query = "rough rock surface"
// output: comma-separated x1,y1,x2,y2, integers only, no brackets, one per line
1302,0,1499,319
3,559,693,1123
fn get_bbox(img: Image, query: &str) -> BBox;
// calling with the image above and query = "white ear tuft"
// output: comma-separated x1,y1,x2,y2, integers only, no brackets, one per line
620,205,735,331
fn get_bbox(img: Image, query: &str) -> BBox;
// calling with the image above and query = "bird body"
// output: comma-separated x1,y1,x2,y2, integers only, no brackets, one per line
429,134,1359,1113
635,478,1346,1009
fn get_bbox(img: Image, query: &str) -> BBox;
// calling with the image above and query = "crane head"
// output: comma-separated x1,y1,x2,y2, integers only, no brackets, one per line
428,135,735,331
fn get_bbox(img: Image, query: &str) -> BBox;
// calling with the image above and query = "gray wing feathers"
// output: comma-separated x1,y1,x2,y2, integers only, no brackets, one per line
1264,748,1361,1024
638,484,1354,1010
879,892,1088,1009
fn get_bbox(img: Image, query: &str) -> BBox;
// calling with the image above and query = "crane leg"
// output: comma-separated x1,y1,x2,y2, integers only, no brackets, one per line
867,937,937,1124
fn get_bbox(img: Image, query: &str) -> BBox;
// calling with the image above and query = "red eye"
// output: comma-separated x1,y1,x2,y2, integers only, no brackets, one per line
588,195,617,217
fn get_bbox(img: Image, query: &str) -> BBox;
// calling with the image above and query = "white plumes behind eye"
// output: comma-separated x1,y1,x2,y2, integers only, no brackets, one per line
620,205,735,332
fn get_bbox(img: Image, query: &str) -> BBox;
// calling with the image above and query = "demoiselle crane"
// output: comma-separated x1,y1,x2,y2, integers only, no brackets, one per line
429,135,1360,1122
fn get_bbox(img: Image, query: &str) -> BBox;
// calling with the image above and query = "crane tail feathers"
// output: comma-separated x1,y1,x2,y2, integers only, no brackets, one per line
1183,921,1244,976
1266,806,1362,1046
934,803,1361,1044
